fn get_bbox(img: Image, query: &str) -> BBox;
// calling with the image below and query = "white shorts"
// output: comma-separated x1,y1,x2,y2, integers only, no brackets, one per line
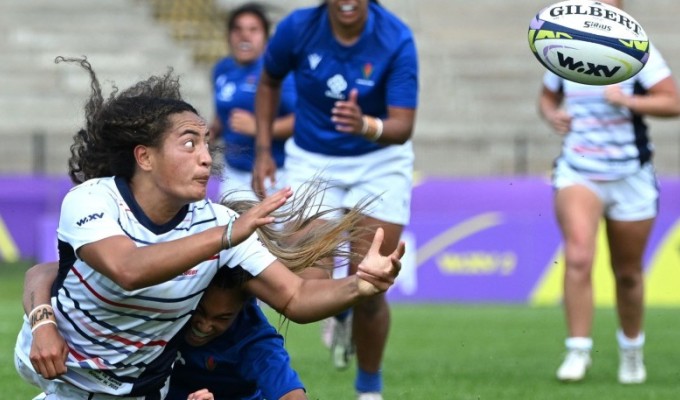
15,322,169,400
284,139,414,225
15,354,170,400
552,159,659,221
217,164,287,202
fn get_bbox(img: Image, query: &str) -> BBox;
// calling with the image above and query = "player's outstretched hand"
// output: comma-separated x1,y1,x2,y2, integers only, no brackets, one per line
356,227,405,296
228,187,292,248
30,323,68,379
187,388,214,400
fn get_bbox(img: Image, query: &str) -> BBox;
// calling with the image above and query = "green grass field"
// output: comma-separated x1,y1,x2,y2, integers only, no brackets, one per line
2,262,679,399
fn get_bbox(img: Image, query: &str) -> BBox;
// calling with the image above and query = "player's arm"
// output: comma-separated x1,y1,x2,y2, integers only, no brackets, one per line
271,113,295,139
252,69,283,197
245,227,404,323
185,388,214,400
331,90,416,145
538,85,571,135
209,115,223,141
23,262,69,379
272,74,297,141
605,76,680,117
74,187,290,291
228,109,293,139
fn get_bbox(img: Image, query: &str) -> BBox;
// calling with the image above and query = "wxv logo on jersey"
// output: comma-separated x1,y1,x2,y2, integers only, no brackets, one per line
76,213,104,226
556,52,621,78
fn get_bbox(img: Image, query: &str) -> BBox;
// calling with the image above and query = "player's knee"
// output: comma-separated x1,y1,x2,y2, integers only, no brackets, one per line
613,267,643,289
355,294,387,317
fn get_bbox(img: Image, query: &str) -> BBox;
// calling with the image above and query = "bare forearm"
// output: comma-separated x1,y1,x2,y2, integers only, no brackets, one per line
281,276,361,323
539,96,559,121
626,93,680,117
271,114,295,140
247,270,362,324
23,263,58,314
366,107,415,145
255,72,282,150
376,116,413,144
81,226,224,291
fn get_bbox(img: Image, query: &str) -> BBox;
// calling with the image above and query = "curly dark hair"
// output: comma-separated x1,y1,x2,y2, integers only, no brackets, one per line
56,56,200,184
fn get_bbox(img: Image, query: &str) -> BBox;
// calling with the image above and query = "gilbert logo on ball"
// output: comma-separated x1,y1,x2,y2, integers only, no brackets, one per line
528,0,649,85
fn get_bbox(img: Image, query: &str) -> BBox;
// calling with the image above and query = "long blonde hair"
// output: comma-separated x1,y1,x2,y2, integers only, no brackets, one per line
221,180,374,274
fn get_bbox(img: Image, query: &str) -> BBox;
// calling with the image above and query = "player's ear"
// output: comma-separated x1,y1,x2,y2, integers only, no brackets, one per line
134,144,153,172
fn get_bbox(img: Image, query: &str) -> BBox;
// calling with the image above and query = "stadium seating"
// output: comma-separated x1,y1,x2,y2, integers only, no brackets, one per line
0,0,678,176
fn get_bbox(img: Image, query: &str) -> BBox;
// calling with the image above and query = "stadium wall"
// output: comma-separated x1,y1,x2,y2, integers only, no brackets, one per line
1,175,678,305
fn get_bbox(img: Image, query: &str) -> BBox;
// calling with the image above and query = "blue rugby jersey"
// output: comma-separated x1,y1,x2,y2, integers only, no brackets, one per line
263,2,418,156
16,176,275,396
213,57,296,171
167,299,304,400
543,43,671,180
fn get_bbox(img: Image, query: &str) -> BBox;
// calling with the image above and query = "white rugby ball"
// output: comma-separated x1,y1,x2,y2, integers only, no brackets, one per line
528,0,649,85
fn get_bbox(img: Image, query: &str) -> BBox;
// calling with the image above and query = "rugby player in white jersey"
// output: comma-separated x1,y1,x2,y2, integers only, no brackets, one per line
539,0,680,384
15,57,403,400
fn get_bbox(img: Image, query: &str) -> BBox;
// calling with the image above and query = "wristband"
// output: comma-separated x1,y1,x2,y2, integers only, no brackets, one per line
371,118,384,141
221,215,236,250
361,115,384,141
360,116,369,135
28,304,54,327
31,319,57,333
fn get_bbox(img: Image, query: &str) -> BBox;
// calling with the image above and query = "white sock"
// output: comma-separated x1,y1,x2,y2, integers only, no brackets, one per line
565,336,593,352
617,330,645,349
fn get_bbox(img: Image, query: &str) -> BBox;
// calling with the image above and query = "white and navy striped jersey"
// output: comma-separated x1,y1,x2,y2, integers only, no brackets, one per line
16,176,275,396
543,43,671,181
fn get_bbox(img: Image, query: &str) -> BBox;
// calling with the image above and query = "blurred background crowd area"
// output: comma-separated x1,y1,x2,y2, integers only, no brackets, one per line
1,0,679,178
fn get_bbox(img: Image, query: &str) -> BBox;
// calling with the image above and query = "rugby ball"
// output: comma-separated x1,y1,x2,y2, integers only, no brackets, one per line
528,0,649,85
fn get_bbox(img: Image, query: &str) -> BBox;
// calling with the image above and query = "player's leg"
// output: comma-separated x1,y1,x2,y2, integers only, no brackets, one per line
554,183,603,381
604,164,658,384
342,146,412,398
327,246,355,369
349,216,403,398
556,184,603,337
606,217,653,384
606,218,652,338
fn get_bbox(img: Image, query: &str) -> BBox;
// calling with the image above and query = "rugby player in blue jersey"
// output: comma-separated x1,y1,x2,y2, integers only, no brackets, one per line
253,1,418,399
211,3,296,201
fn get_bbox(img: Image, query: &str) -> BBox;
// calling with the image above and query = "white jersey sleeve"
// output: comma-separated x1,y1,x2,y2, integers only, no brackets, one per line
57,179,125,256
542,70,563,93
636,42,672,89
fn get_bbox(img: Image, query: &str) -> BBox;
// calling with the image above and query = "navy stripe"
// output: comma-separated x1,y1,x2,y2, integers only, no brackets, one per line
632,81,651,165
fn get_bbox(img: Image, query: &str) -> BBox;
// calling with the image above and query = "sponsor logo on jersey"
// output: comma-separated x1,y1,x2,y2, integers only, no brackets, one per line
76,213,104,227
308,53,322,70
325,74,348,99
